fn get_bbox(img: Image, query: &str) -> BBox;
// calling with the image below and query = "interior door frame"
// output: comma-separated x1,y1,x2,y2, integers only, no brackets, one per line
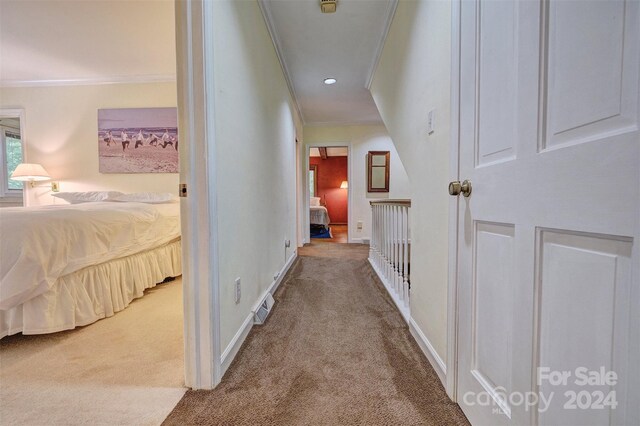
175,0,222,390
304,142,352,243
446,0,462,402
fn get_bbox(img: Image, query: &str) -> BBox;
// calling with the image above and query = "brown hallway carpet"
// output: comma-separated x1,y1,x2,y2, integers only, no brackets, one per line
163,243,469,425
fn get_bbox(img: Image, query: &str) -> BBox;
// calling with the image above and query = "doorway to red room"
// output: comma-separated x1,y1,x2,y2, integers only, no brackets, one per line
308,146,349,243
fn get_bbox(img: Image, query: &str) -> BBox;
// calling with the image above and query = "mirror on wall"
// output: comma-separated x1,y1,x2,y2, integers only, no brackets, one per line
0,109,25,207
367,151,389,193
309,164,318,198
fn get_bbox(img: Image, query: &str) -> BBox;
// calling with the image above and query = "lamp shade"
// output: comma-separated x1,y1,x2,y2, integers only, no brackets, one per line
10,163,51,182
340,180,348,189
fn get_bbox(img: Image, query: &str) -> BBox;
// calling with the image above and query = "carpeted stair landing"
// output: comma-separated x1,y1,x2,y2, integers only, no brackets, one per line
163,242,468,425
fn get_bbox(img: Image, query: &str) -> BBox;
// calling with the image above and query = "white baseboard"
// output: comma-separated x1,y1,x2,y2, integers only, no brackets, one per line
220,250,298,375
349,237,371,244
220,313,253,375
368,258,410,323
368,258,446,387
409,317,447,387
265,249,297,297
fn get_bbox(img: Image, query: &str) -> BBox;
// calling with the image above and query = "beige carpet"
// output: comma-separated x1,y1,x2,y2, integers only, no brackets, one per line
0,278,186,426
163,243,469,425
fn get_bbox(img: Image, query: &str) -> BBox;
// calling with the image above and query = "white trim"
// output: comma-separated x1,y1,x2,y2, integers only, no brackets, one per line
305,142,353,243
220,313,253,375
446,0,462,402
175,0,221,390
304,119,384,127
257,0,305,125
409,318,447,387
220,251,298,375
0,109,27,206
203,0,223,390
365,0,399,90
368,258,410,323
0,74,176,88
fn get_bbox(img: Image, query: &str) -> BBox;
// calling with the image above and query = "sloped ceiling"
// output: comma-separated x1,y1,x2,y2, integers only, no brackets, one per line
260,0,396,125
0,0,176,85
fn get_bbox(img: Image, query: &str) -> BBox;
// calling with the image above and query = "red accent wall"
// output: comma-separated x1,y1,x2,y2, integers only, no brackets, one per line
310,156,348,224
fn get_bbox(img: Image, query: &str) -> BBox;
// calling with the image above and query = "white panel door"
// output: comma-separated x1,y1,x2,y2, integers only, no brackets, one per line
456,0,639,425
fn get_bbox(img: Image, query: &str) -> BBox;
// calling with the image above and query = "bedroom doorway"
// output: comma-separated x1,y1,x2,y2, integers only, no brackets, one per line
308,145,350,244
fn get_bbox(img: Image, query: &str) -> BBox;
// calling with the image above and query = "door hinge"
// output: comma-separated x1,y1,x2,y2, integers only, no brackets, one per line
179,183,187,198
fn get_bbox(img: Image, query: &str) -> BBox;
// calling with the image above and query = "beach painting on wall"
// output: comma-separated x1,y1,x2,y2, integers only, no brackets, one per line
98,107,178,173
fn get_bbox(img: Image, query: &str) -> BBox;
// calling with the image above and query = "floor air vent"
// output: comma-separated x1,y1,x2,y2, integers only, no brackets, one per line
253,293,275,324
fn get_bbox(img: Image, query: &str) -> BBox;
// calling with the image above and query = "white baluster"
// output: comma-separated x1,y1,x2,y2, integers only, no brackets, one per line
373,205,377,266
383,204,387,280
404,206,410,305
376,206,380,268
394,205,400,295
378,205,382,271
390,204,395,291
397,205,402,299
372,205,376,265
376,205,380,267
369,205,374,260
388,205,392,284
396,205,402,298
385,204,390,282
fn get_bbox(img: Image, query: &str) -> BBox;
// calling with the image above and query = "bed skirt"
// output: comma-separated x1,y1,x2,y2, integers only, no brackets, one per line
0,238,182,338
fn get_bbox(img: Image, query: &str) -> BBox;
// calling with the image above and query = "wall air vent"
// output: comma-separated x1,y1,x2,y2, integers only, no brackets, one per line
320,0,337,13
253,293,275,325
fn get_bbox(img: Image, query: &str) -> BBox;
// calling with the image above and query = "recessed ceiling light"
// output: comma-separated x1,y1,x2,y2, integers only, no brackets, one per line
323,78,337,85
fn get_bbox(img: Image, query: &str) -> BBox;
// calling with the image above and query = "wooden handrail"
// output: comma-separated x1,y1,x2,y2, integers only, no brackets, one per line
369,199,411,207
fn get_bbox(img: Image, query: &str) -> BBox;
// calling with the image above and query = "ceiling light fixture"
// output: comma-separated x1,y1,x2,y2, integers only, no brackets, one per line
324,78,337,85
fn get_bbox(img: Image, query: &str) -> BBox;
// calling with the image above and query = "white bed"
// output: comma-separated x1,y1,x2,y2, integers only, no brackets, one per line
310,205,330,228
0,201,181,338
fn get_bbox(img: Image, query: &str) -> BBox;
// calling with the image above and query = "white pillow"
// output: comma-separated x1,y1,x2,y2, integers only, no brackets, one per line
52,191,123,204
108,192,178,204
310,197,321,207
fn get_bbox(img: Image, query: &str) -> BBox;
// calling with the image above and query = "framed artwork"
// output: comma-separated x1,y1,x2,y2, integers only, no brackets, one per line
367,151,390,192
98,107,178,173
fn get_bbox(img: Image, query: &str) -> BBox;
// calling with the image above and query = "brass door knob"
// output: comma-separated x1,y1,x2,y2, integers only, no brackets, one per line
449,180,472,197
449,181,462,196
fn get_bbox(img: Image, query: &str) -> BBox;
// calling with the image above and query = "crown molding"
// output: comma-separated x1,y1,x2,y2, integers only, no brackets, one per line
365,0,398,91
258,0,306,125
0,74,177,88
304,118,384,128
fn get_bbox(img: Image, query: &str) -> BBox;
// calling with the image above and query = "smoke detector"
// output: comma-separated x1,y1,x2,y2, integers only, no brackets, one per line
320,0,337,13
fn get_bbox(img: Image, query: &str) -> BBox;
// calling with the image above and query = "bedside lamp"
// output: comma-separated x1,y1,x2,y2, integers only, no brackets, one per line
11,163,51,188
340,180,348,189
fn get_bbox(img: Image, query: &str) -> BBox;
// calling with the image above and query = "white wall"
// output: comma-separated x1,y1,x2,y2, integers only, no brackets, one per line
370,0,452,362
0,0,176,83
0,82,179,206
303,125,410,243
210,0,302,351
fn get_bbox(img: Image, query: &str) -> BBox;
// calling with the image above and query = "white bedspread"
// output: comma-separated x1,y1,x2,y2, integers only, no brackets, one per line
0,202,180,311
310,206,330,227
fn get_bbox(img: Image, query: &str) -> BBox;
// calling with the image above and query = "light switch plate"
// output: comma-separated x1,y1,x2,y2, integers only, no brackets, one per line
427,109,436,135
234,278,241,304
